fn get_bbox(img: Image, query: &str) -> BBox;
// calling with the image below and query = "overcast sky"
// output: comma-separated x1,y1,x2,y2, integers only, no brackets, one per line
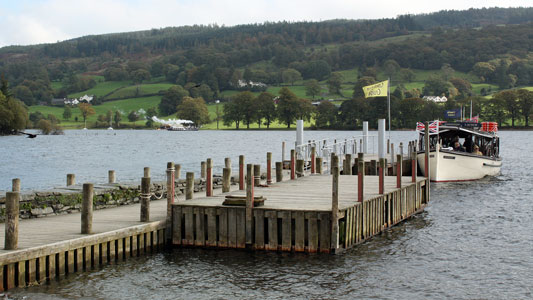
0,0,530,47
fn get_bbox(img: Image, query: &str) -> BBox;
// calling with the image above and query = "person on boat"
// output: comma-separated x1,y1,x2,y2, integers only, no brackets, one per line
463,137,473,152
473,144,483,155
453,141,465,152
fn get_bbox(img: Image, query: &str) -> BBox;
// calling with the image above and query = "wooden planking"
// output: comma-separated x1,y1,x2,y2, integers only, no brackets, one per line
281,211,291,252
218,208,228,247
254,210,265,250
17,261,26,287
236,209,246,249
266,211,278,251
184,207,194,246
294,211,305,252
307,212,318,253
228,208,237,248
172,206,182,245
6,264,15,289
319,213,330,253
194,207,205,247
37,256,46,283
206,208,217,247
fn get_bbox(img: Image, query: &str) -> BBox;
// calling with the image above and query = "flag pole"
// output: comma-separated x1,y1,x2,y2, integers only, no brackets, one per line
387,77,391,140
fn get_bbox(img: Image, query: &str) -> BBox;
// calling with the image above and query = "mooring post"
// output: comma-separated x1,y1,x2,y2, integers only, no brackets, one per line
225,157,231,169
81,183,93,234
166,162,175,240
267,152,272,184
390,143,395,176
344,154,352,175
245,164,254,245
379,158,385,194
311,147,316,174
331,162,339,251
222,168,231,193
275,162,283,182
358,153,365,203
201,161,206,179
185,172,194,200
175,164,181,179
141,176,150,222
12,178,20,192
290,149,296,180
5,191,19,250
331,153,339,174
282,141,286,162
296,159,304,177
239,155,245,190
66,174,75,186
206,159,213,196
396,154,402,188
400,142,404,157
108,170,116,184
411,151,417,183
424,121,430,179
254,164,261,186
316,157,323,174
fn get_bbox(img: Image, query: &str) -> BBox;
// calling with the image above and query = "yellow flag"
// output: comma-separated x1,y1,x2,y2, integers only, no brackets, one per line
362,80,389,98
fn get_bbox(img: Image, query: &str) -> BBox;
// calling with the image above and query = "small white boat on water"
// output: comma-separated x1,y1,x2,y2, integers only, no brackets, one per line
416,121,502,182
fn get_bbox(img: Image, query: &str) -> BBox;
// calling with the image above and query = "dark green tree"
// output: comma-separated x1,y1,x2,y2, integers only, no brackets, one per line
305,79,321,99
277,87,300,128
327,72,343,96
256,92,276,129
63,106,72,120
159,85,189,115
315,101,337,128
177,97,210,126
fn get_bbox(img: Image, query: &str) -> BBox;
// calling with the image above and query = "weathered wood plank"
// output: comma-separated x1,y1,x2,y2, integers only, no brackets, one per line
37,256,46,283
101,242,108,265
319,212,331,253
206,208,217,247
254,210,265,250
194,207,205,246
17,261,26,287
307,212,318,253
218,208,228,247
266,211,278,251
131,235,138,257
172,206,182,245
57,252,65,277
6,263,15,289
66,250,75,273
228,208,237,248
294,211,305,252
27,258,37,285
236,209,246,249
184,207,194,246
281,211,291,252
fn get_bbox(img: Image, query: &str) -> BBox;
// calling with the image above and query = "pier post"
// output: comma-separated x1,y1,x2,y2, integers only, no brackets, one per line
344,154,352,175
246,164,254,245
239,155,245,190
12,178,20,192
81,183,93,234
316,157,323,174
185,172,194,200
390,143,395,176
290,149,296,180
66,174,75,186
282,141,286,162
397,154,403,188
108,170,116,184
296,159,304,177
141,176,150,222
144,167,150,178
400,142,404,157
424,121,430,179
201,161,206,179
331,162,339,251
378,119,386,158
225,157,231,169
267,152,272,184
275,162,283,182
311,147,316,174
379,158,385,194
411,151,417,183
206,158,213,197
254,164,261,186
358,153,365,203
5,191,19,250
363,121,369,153
222,168,231,193
175,164,181,179
166,162,175,240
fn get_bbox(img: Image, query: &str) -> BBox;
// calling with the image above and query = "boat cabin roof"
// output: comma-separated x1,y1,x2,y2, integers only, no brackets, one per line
419,122,497,139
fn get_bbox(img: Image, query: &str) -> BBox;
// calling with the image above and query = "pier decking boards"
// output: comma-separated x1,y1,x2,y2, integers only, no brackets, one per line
0,163,428,291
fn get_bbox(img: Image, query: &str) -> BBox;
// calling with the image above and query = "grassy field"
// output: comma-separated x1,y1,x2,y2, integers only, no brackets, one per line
68,80,131,98
106,83,174,99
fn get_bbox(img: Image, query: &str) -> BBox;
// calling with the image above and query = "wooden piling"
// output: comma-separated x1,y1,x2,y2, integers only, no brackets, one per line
331,153,339,174
411,151,417,183
396,154,402,188
166,162,175,241
239,155,245,190
12,178,20,192
108,170,116,184
246,164,254,245
5,192,19,250
316,157,323,174
379,158,385,194
201,161,206,179
140,177,150,222
175,164,181,179
254,164,261,186
331,164,339,250
275,162,283,182
311,147,316,174
290,149,296,180
223,168,231,193
66,174,75,186
206,158,213,197
344,154,352,175
144,167,150,178
225,157,231,169
185,172,194,200
296,159,304,177
81,183,93,234
358,153,365,203
266,152,272,184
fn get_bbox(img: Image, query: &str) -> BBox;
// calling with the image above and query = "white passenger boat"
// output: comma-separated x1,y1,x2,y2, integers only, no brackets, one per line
416,121,502,182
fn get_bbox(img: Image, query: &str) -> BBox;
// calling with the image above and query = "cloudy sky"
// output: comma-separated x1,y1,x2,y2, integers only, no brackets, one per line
0,0,530,47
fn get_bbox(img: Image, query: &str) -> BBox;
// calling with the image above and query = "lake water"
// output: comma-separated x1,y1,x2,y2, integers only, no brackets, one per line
3,130,532,299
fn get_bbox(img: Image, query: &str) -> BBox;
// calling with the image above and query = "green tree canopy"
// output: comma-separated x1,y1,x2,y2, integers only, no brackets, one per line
282,68,302,86
177,97,210,126
327,72,343,96
305,79,321,99
315,101,337,128
159,85,189,115
256,92,276,129
277,87,301,128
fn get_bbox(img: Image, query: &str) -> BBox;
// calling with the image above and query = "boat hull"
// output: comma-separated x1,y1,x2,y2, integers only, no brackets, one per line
417,150,501,182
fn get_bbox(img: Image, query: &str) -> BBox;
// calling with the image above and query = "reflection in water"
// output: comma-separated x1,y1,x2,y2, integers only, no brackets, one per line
5,131,533,299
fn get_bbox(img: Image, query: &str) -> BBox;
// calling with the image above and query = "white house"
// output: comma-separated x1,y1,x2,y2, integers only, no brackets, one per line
79,95,94,103
423,96,447,103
